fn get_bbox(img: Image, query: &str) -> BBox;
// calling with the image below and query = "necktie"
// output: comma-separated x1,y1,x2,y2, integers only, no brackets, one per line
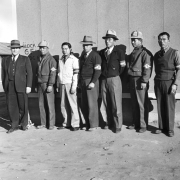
106,49,110,59
12,56,15,62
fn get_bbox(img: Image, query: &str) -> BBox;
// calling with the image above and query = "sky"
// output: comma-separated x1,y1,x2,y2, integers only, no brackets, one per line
0,0,17,43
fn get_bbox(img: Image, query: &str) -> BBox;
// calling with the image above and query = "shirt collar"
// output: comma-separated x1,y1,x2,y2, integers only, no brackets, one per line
86,49,92,57
12,54,19,61
106,46,114,53
161,46,170,53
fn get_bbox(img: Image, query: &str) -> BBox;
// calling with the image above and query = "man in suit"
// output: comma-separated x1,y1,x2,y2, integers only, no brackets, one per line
99,30,126,133
35,40,57,130
2,40,33,133
79,36,101,131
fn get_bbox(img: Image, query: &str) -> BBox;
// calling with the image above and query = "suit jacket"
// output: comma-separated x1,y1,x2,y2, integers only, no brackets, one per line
2,55,33,93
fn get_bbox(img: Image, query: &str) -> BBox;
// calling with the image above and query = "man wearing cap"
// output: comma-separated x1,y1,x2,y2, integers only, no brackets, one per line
99,30,126,133
2,40,33,133
154,32,180,137
79,36,101,131
35,40,57,130
56,42,80,131
127,31,153,133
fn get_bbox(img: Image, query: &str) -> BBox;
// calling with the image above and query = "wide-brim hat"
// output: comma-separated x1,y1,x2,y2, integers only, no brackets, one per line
38,40,49,48
130,31,143,39
80,36,96,44
102,29,119,40
8,40,23,48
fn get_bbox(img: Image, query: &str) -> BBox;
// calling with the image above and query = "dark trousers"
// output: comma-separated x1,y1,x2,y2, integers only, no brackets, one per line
129,77,149,129
154,80,175,131
7,80,28,129
100,76,123,129
81,78,99,128
38,84,55,127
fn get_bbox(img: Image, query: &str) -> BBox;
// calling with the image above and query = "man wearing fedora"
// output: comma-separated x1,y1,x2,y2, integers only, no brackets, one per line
99,29,126,133
2,40,33,133
79,36,101,131
127,31,153,133
35,40,57,130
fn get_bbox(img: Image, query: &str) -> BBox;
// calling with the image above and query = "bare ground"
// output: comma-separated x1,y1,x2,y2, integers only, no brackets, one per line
0,120,180,180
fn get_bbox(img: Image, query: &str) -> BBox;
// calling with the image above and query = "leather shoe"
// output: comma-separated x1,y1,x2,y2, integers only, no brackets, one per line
168,130,174,137
57,126,65,130
21,126,28,131
70,127,79,131
87,127,99,131
102,125,109,130
139,128,146,133
128,125,135,130
7,127,19,134
115,128,121,133
154,129,162,134
37,125,46,129
49,126,54,130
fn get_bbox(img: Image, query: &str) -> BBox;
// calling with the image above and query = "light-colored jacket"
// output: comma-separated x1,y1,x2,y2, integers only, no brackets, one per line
57,54,79,89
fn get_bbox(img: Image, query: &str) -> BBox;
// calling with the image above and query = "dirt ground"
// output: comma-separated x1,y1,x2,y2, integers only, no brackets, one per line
0,119,180,180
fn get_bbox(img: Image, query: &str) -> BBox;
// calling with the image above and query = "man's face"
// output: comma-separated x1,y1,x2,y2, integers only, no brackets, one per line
83,44,92,53
105,38,115,48
158,35,170,49
131,38,142,48
39,46,49,55
11,47,20,56
62,45,71,56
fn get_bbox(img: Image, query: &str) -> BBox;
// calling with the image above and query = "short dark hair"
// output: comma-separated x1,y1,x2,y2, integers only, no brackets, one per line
158,32,170,40
61,42,72,49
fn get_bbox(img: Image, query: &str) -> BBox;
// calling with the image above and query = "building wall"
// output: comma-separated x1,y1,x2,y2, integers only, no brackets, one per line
16,0,180,94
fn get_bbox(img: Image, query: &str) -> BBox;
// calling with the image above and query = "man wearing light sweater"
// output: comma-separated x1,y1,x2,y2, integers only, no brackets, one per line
56,42,80,131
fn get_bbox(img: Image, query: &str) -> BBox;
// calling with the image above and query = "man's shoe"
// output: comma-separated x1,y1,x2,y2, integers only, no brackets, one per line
70,127,79,131
115,128,121,133
168,130,174,137
154,129,162,134
37,125,46,129
128,125,135,130
49,126,54,130
102,125,109,130
57,126,65,130
21,126,28,131
7,127,19,134
87,127,99,131
139,128,146,133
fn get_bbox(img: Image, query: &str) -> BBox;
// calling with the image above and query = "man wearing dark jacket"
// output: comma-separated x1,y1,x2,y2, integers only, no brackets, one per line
2,40,33,133
35,40,57,130
99,30,126,133
79,36,101,131
127,31,153,133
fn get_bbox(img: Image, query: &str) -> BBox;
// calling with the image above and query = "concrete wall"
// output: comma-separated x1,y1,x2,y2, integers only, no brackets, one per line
15,0,180,94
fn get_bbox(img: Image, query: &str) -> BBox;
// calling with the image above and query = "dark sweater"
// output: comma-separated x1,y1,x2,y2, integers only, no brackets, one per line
154,47,180,84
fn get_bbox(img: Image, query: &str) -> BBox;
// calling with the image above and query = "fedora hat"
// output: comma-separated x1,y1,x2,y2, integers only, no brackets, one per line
38,40,49,48
8,40,23,48
130,31,143,39
102,29,119,40
80,36,96,44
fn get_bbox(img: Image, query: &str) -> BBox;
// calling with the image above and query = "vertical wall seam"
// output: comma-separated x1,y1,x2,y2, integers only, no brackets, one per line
67,0,69,42
128,0,130,54
96,0,98,49
163,0,164,31
39,0,42,40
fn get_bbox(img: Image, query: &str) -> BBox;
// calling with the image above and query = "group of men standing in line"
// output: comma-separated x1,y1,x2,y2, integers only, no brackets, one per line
1,29,180,137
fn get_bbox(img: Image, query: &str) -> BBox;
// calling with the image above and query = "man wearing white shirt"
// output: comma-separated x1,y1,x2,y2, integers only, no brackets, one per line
56,42,80,131
2,40,33,133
